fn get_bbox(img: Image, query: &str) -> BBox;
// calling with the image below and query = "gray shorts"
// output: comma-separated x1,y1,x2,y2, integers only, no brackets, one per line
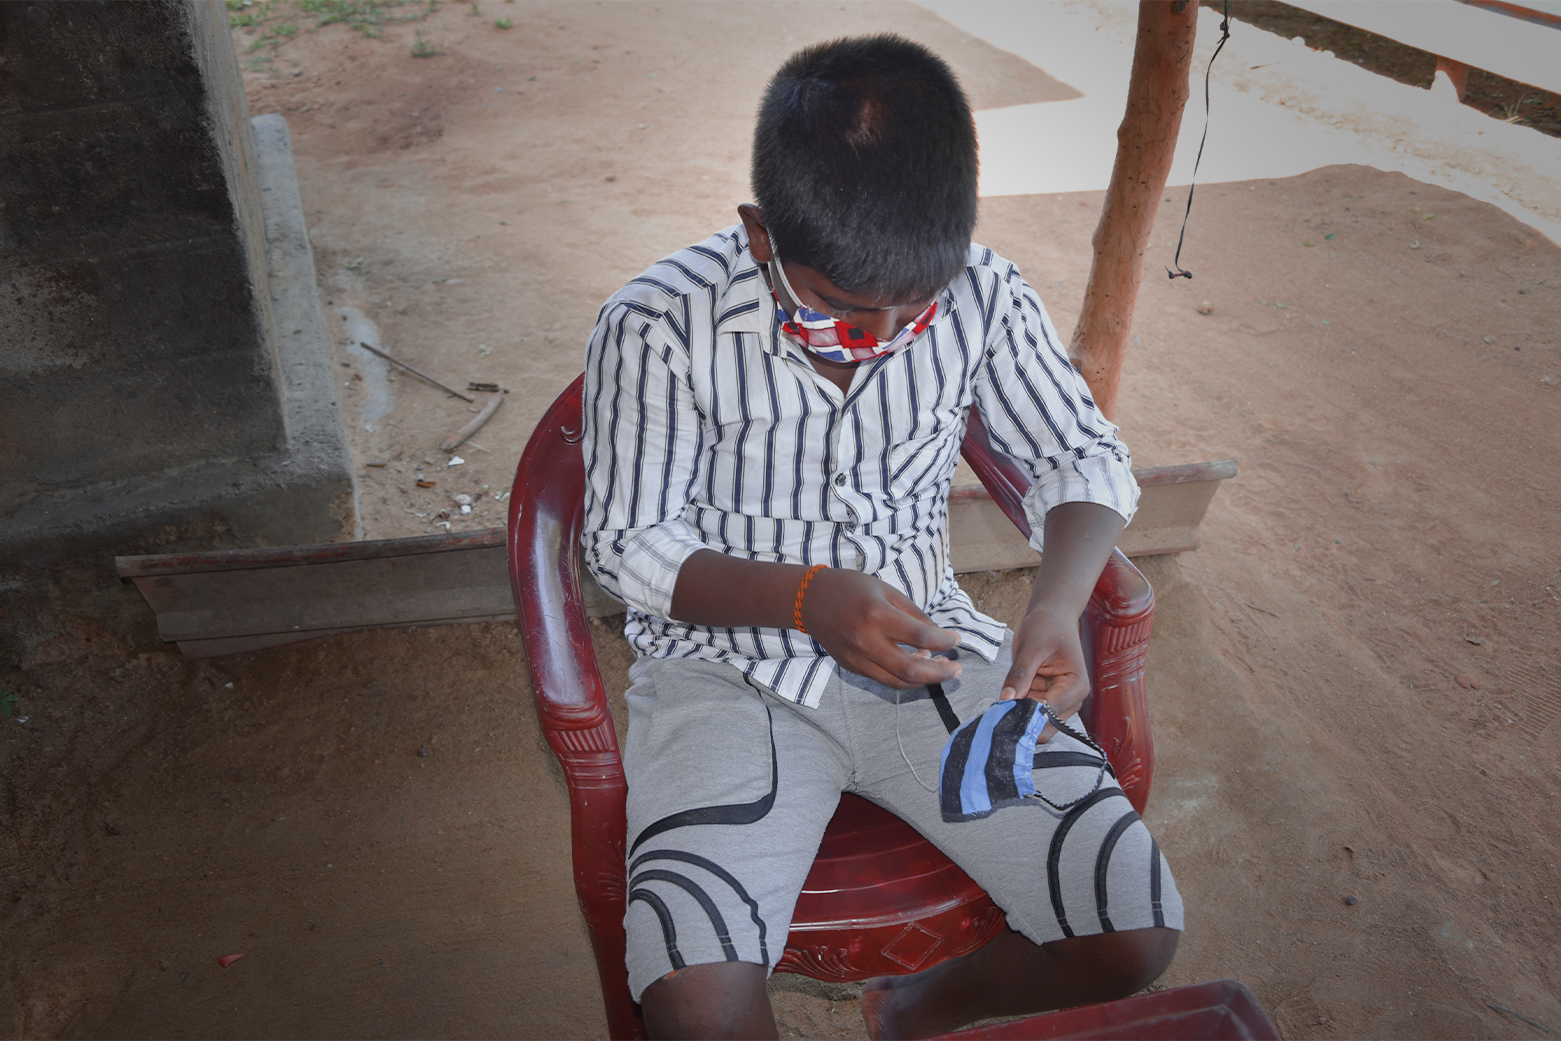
621,641,1184,1001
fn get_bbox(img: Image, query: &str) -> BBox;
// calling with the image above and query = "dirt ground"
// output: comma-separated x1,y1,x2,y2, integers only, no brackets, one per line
4,2,1560,1038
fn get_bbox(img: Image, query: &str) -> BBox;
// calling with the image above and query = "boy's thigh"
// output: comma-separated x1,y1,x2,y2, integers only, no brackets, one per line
622,656,849,1002
846,643,1185,949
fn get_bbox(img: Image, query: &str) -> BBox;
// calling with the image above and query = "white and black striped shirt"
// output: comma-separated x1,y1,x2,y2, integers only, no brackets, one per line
582,227,1138,709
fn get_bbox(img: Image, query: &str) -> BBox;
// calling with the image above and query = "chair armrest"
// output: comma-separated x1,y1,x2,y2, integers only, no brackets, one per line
1079,553,1154,814
508,376,618,746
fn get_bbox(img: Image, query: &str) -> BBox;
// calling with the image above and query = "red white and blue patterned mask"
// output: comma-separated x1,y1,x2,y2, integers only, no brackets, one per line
768,252,937,364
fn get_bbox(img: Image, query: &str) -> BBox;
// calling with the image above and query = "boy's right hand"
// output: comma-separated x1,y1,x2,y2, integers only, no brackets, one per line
799,568,962,689
670,549,960,688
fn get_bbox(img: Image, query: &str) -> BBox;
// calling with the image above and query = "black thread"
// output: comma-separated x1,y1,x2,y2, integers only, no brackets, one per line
1167,0,1231,280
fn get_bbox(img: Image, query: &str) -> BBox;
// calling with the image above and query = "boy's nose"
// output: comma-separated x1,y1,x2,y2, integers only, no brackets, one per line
851,315,898,341
852,307,912,342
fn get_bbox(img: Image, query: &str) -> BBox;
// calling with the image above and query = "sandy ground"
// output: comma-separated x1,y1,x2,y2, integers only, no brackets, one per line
4,2,1560,1038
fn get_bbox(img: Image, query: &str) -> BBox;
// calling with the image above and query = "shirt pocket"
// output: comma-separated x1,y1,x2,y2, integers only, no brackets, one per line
883,409,964,506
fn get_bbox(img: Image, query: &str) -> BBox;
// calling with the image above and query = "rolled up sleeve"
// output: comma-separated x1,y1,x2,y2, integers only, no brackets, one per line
973,268,1139,554
581,301,707,620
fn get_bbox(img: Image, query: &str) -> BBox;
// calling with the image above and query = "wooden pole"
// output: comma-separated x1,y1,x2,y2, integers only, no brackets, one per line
1070,0,1198,420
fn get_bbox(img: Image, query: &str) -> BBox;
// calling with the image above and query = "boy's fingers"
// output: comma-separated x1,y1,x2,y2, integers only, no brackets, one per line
847,647,957,690
882,607,961,655
1000,652,1046,701
893,650,962,687
884,590,962,648
849,636,961,689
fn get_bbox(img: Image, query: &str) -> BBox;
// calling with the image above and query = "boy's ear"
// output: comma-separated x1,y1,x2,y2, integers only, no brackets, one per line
738,204,773,263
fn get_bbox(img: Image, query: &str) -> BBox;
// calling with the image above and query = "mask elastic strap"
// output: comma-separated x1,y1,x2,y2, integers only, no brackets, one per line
767,249,808,321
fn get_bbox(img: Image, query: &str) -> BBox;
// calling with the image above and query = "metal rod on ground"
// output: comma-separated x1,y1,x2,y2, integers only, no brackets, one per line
356,341,475,402
441,392,505,451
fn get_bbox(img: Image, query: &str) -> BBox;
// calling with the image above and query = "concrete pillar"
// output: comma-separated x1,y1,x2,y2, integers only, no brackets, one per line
0,2,356,647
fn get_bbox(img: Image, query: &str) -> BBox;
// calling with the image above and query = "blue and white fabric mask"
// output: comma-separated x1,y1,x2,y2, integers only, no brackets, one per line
938,698,1114,822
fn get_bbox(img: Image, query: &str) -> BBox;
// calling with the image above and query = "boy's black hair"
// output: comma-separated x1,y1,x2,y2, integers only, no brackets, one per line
751,34,978,301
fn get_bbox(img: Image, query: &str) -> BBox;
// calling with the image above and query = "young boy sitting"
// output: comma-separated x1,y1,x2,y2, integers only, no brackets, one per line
581,34,1182,1040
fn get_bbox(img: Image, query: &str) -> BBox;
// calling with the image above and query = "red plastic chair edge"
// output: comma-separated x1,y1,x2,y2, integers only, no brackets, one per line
935,979,1280,1040
508,374,647,1040
960,408,1155,814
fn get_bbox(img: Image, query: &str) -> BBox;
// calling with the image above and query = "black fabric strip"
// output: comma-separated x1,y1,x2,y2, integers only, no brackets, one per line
983,699,1035,804
939,719,982,821
1149,836,1166,928
1046,787,1128,939
630,849,771,968
927,682,960,734
1167,0,1232,280
629,868,739,962
1093,810,1142,933
629,706,777,858
627,887,686,971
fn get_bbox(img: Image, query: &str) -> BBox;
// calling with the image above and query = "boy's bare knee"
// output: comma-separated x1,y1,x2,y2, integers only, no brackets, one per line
1077,927,1180,995
641,961,777,1040
1040,926,1179,1002
1115,926,1179,989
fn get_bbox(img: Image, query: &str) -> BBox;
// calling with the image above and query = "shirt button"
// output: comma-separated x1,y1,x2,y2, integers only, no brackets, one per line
834,473,846,486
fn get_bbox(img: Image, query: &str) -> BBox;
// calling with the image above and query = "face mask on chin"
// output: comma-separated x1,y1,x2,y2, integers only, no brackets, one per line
767,250,937,364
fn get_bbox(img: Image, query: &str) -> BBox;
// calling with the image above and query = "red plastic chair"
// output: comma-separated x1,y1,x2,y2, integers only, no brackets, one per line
508,374,1156,1039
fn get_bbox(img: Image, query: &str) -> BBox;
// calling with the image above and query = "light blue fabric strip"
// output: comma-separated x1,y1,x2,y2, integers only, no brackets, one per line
1012,701,1049,798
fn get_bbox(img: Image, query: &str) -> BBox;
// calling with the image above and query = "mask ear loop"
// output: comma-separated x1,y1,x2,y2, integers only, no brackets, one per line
1027,702,1117,812
896,686,941,794
767,248,813,321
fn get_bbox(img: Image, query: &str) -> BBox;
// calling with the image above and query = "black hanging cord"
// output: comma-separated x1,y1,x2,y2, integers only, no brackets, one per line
1167,0,1231,280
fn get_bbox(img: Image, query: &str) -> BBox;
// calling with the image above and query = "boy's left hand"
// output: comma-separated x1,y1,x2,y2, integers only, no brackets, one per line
1000,604,1089,742
997,501,1127,743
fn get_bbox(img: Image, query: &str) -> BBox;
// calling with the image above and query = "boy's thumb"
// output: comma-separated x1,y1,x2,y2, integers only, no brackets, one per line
1000,660,1035,701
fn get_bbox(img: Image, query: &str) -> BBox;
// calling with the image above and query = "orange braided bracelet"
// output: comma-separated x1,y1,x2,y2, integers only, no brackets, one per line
793,564,828,634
